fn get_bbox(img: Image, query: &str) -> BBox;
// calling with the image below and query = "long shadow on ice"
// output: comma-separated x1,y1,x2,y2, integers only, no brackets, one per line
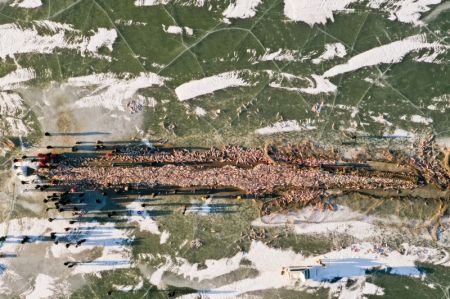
47,132,111,136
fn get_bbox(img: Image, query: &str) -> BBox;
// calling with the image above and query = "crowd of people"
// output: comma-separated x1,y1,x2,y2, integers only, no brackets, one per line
35,144,424,214
415,133,450,190
98,145,270,167
95,143,339,169
47,163,416,195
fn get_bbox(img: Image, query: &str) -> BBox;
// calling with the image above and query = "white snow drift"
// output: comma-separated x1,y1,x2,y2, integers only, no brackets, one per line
137,0,441,26
283,0,356,26
162,25,193,35
368,0,442,25
323,34,447,78
125,200,171,245
163,25,183,34
24,274,56,299
0,21,117,60
163,240,446,299
0,92,29,135
254,205,381,240
312,43,347,64
0,217,133,275
194,106,207,116
10,0,42,8
0,68,35,90
300,75,337,94
280,0,441,26
260,49,297,61
134,0,170,6
297,33,448,95
223,0,262,19
175,71,250,101
410,114,433,124
134,0,204,6
0,68,35,136
268,71,337,95
67,72,166,111
255,120,316,135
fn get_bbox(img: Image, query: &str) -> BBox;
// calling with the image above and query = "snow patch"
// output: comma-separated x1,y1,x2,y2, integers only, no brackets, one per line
283,0,357,26
415,46,447,63
194,106,207,117
134,0,170,6
163,25,193,36
253,205,381,240
175,71,250,101
300,75,337,94
255,120,316,135
410,114,433,124
25,274,55,299
0,92,29,135
114,19,148,26
184,26,194,35
368,0,442,25
179,241,442,298
125,200,161,235
260,49,297,61
364,76,386,87
362,281,385,296
160,230,170,244
150,252,245,287
223,0,262,19
163,25,183,34
327,277,384,298
67,72,166,111
150,257,173,287
312,43,347,64
10,0,42,8
0,68,35,90
370,114,393,126
86,28,117,53
0,21,117,60
135,0,204,6
177,252,245,281
113,277,144,292
61,223,132,274
0,92,25,118
323,34,448,78
426,94,449,113
268,72,336,94
0,217,133,278
384,128,416,138
267,71,307,90
143,232,449,299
